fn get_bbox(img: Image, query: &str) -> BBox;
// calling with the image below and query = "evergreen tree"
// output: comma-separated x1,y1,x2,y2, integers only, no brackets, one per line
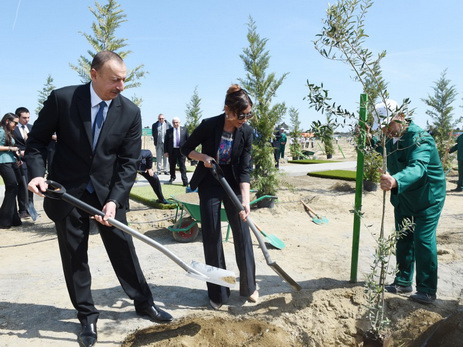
421,69,459,165
288,107,303,159
36,74,55,115
69,0,147,104
185,86,202,136
239,17,288,197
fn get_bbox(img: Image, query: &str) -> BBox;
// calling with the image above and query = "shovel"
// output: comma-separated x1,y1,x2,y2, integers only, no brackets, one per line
301,200,328,225
16,154,38,221
42,180,236,288
254,222,285,250
210,161,301,291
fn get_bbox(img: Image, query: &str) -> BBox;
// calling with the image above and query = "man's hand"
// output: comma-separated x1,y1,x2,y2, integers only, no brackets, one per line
380,173,397,191
94,201,117,227
28,177,48,197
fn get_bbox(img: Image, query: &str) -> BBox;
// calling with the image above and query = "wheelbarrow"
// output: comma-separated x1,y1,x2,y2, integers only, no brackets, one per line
167,194,230,243
168,194,284,249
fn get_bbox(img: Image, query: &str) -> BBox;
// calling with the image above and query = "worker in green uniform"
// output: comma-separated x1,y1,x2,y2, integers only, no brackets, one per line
448,133,463,192
372,99,446,304
279,128,287,159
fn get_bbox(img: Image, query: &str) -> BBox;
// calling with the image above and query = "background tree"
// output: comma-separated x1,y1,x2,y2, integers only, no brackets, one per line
36,74,55,115
69,0,147,104
239,17,288,198
310,113,337,159
422,69,459,168
288,107,303,159
184,86,203,136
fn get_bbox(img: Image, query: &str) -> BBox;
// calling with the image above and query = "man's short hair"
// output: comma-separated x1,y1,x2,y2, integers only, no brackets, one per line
91,51,123,71
15,107,29,116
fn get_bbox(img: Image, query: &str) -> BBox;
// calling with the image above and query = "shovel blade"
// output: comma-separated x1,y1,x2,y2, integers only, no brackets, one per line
269,262,301,291
187,261,236,288
264,233,286,250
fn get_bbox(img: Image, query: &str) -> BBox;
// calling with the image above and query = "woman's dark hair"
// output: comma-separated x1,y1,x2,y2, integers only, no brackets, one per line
224,84,253,114
1,113,17,145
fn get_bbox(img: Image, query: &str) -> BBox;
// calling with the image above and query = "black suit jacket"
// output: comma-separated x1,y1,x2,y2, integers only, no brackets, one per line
181,113,252,190
139,149,153,172
25,83,141,221
151,120,171,145
164,126,189,155
13,123,32,151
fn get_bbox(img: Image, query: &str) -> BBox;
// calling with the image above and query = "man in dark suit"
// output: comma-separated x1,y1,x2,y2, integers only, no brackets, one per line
137,149,169,204
13,107,34,219
25,51,172,347
164,117,189,186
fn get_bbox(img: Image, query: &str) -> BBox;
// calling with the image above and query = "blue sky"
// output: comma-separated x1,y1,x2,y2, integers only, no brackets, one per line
1,0,461,131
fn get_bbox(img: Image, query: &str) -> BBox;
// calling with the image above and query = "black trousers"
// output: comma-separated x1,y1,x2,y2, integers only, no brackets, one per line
198,166,256,304
0,163,21,227
17,161,34,213
53,191,154,325
168,148,188,185
138,171,165,201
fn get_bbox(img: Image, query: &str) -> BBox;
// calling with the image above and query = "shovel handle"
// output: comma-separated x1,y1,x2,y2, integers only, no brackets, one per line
210,161,274,265
301,200,320,218
43,180,204,278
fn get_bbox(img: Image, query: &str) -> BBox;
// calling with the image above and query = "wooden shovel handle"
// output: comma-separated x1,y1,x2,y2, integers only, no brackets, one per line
300,200,320,218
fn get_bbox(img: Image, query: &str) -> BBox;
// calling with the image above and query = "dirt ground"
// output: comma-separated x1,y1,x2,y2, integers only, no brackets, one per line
1,143,463,346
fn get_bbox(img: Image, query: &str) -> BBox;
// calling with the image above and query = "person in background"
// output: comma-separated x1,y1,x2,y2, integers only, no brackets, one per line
164,117,189,186
13,107,34,219
448,133,463,192
138,149,169,204
272,129,282,168
25,51,172,347
279,128,287,159
372,99,446,305
0,113,22,228
151,114,171,175
181,84,258,310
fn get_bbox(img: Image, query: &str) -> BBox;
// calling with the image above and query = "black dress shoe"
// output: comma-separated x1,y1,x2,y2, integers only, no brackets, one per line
168,178,174,184
78,323,97,347
136,305,173,323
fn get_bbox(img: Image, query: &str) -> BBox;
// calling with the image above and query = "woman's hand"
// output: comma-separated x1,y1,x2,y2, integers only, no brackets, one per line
202,155,215,168
239,202,250,222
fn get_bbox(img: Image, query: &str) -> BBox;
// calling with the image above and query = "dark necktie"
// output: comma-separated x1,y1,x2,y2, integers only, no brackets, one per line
93,101,106,139
22,125,28,140
87,101,106,193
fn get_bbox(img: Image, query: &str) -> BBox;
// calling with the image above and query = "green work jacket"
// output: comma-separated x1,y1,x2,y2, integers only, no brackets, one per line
449,133,463,161
376,122,446,216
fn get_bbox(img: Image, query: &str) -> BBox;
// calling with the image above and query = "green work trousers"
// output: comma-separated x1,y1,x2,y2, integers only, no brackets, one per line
457,160,463,189
393,207,441,295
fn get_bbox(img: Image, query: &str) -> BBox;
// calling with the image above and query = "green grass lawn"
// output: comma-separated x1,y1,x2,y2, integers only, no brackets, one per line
307,170,357,181
129,183,186,209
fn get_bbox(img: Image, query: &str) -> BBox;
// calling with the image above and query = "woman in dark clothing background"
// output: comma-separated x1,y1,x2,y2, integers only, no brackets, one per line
181,84,258,309
0,113,22,228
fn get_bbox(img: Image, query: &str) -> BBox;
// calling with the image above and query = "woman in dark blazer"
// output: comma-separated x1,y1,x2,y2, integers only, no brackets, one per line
181,84,257,309
0,113,22,228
